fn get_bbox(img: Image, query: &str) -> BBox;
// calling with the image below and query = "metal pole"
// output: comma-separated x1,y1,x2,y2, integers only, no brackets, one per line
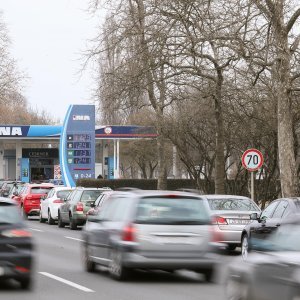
251,172,255,201
116,139,120,179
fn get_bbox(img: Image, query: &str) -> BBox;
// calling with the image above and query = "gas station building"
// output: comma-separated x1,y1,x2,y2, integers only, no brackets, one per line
0,124,157,183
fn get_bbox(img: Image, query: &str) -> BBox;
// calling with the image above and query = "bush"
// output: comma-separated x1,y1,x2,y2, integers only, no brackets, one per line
76,178,197,191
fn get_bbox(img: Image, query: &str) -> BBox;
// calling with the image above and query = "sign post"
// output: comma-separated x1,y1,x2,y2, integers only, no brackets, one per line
241,149,264,201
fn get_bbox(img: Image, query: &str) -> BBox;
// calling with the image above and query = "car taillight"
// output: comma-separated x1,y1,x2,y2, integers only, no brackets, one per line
76,202,84,211
122,224,136,242
53,199,63,204
2,229,32,238
212,216,228,225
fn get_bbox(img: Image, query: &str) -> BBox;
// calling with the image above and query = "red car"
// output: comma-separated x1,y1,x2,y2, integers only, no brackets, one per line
20,184,54,218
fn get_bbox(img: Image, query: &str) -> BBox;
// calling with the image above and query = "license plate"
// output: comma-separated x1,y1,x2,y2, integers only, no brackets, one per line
227,219,250,225
157,237,201,245
0,267,4,276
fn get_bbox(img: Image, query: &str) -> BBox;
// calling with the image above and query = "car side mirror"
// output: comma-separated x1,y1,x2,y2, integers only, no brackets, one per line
41,196,46,200
250,213,259,220
3,192,9,197
90,203,95,208
13,192,18,196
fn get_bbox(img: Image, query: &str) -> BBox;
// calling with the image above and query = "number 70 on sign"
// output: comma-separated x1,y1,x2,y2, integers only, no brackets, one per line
242,149,264,172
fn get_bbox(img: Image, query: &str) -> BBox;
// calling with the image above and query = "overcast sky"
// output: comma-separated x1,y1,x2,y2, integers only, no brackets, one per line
1,0,103,123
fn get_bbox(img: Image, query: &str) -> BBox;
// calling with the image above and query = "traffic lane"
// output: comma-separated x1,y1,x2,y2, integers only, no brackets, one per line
1,218,236,300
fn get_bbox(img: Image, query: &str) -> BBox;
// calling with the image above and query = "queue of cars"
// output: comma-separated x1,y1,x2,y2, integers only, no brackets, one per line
2,180,300,297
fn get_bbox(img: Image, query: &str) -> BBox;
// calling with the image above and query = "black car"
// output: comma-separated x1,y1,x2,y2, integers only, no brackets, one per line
227,219,300,300
241,197,300,259
0,197,34,289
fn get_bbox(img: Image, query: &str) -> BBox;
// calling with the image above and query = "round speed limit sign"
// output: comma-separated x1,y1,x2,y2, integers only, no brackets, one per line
242,149,264,172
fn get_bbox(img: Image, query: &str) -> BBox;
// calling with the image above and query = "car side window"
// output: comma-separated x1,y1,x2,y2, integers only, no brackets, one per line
98,197,117,220
272,201,288,219
47,189,54,199
111,198,132,222
261,201,279,219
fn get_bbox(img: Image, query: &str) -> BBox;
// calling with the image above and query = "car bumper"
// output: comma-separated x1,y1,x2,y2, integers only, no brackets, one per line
213,226,243,244
0,252,33,279
24,204,40,216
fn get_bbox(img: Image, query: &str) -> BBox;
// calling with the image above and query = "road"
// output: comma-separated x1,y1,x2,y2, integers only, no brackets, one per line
0,218,240,300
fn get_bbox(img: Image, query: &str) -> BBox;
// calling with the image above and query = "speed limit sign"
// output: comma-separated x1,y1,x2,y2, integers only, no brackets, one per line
242,149,264,172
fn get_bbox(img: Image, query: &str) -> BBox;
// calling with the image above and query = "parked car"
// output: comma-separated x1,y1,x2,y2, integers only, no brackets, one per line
240,197,300,260
0,181,16,197
8,182,25,201
204,195,261,251
82,190,219,281
39,187,73,224
19,184,54,219
0,197,34,289
86,190,114,216
58,187,111,230
226,219,300,300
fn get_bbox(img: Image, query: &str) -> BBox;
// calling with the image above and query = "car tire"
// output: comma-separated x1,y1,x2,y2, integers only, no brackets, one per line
69,214,77,230
109,249,131,281
19,277,32,290
83,244,96,273
57,212,65,228
226,277,251,300
48,210,55,225
202,267,215,283
39,210,46,223
226,244,237,251
241,234,250,260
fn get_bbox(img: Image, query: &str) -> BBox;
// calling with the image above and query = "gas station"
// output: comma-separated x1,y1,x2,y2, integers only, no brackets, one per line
0,105,157,186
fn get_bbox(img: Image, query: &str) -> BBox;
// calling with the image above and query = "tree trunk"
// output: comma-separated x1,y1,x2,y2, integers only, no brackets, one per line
274,7,298,197
214,70,226,194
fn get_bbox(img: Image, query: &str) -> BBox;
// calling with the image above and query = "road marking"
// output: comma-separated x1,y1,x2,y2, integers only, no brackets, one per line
65,236,84,242
91,256,111,262
39,272,94,292
29,228,44,232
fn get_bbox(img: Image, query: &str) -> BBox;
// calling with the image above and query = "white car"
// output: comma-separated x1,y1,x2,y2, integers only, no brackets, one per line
39,186,72,224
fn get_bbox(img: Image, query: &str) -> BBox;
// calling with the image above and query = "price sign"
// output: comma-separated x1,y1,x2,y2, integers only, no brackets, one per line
242,149,264,172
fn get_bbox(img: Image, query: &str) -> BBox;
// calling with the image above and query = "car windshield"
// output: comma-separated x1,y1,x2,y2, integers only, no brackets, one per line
81,190,103,202
0,203,22,224
30,187,52,194
135,196,210,225
207,198,259,211
57,190,72,199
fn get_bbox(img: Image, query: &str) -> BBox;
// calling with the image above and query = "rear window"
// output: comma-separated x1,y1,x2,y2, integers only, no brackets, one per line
30,187,52,194
135,196,210,225
0,203,22,224
80,190,103,202
208,198,259,211
57,190,72,199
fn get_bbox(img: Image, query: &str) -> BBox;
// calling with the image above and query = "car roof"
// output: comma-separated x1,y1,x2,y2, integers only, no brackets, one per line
113,190,204,198
201,195,252,200
76,187,112,191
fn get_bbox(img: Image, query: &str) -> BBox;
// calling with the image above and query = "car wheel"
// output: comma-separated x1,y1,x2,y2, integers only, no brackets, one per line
83,243,96,272
19,277,32,290
202,267,215,283
48,210,55,225
39,210,46,223
57,212,65,228
109,249,131,281
226,244,237,251
69,214,77,230
226,277,251,300
241,235,249,260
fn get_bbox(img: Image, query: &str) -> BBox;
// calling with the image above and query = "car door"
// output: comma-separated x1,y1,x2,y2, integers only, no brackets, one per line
268,200,289,229
87,197,118,266
61,190,76,222
251,201,279,240
42,189,54,218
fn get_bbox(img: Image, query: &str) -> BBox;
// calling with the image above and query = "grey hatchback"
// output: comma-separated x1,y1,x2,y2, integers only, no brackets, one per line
82,190,219,281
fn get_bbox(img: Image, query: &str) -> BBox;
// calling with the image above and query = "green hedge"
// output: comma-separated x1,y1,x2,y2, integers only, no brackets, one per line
76,178,197,190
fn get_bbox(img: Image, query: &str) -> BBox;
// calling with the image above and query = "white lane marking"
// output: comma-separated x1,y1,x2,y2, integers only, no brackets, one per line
39,272,94,293
29,228,44,232
91,256,111,262
64,236,84,242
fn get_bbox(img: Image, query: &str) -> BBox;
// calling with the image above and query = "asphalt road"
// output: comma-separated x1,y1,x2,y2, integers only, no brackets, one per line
0,217,240,300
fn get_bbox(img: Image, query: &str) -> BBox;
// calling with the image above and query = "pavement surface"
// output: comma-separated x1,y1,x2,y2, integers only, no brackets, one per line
0,217,241,300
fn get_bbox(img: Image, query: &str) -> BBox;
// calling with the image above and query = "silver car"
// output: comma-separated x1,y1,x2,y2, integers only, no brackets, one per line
226,220,300,300
82,190,219,281
203,195,261,250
